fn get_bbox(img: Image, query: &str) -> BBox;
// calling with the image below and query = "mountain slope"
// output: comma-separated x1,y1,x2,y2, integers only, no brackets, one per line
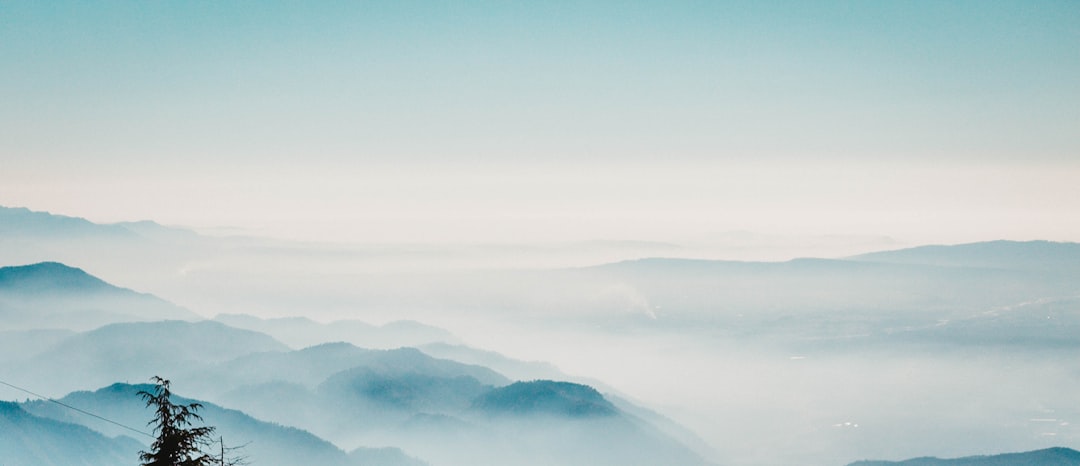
209,361,707,466
13,320,289,397
418,342,568,382
0,206,137,239
386,380,709,466
213,344,509,437
0,262,199,331
0,400,142,466
211,343,508,392
215,313,459,349
21,383,376,466
0,261,115,292
471,380,617,417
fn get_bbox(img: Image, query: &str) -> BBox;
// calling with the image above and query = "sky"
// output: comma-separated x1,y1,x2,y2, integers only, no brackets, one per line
1,1,1078,245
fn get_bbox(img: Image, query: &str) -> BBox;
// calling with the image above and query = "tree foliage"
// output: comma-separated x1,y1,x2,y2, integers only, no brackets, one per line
138,376,216,466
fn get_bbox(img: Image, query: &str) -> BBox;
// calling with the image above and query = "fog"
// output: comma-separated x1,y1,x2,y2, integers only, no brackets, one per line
454,326,1080,465
3,221,1080,465
5,1,1079,463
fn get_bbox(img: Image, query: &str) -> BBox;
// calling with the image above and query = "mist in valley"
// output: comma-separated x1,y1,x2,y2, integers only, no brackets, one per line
3,210,1079,465
3,2,1080,464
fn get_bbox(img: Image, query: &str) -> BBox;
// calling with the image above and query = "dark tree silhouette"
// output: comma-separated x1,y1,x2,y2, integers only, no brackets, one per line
138,376,216,466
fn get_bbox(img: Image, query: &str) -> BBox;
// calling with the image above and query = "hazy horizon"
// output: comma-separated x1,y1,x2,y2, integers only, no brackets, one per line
3,1,1079,246
2,2,1079,465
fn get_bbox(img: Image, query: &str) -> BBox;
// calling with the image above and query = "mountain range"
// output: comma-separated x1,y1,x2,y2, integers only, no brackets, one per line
214,313,460,350
18,383,421,466
2,205,1078,465
0,260,710,465
848,447,1080,466
0,400,142,466
0,262,198,331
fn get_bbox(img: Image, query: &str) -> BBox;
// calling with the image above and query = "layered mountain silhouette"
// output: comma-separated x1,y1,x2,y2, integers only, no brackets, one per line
0,206,204,246
849,240,1080,273
0,258,707,466
418,342,569,382
559,241,1080,348
211,343,506,389
10,320,289,397
377,380,709,466
5,205,1078,465
848,447,1080,466
0,400,142,466
11,375,704,466
215,313,460,349
1,261,120,292
0,262,198,331
19,383,428,466
0,206,139,239
581,252,1074,317
211,344,512,440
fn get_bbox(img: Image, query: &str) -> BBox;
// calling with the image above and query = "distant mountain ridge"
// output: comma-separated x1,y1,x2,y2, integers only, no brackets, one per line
849,240,1080,273
593,240,1080,273
0,261,114,292
206,342,509,399
0,206,138,238
848,447,1080,466
569,241,1080,332
0,205,193,240
13,320,289,397
0,262,199,331
214,313,460,349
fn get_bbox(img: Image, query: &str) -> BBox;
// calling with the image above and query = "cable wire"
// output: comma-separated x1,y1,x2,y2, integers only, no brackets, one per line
0,378,154,439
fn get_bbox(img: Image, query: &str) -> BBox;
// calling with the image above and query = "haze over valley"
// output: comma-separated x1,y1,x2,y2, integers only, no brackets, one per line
3,1,1079,464
2,206,1079,465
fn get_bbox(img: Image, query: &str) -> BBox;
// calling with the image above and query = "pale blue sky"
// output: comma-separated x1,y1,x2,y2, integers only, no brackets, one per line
1,1,1078,243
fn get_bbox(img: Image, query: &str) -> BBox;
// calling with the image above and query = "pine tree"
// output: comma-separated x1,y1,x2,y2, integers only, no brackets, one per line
138,376,215,466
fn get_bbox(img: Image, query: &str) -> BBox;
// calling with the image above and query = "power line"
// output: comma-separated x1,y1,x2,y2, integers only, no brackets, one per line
0,378,153,439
